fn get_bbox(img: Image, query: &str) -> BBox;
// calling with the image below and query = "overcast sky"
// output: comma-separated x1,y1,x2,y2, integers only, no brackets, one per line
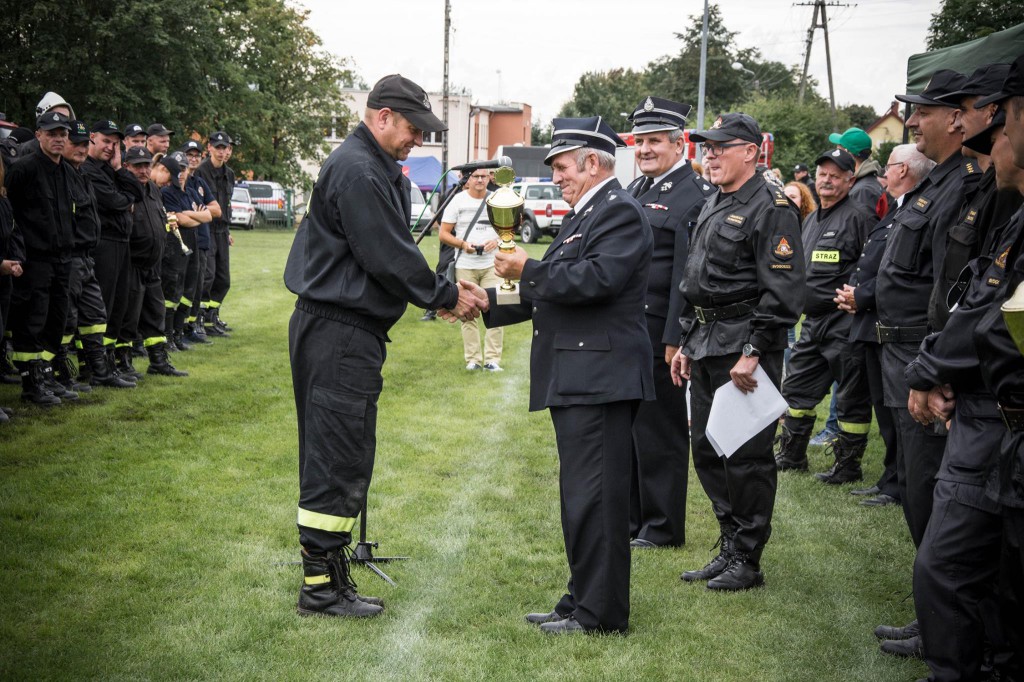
298,0,941,125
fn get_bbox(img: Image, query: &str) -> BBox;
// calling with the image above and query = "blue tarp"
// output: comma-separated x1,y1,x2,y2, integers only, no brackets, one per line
400,156,456,192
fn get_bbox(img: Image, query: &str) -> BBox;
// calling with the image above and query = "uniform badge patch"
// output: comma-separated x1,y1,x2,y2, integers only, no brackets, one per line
712,116,723,129
644,96,654,112
774,236,794,260
774,191,788,206
563,233,583,244
725,214,746,226
822,231,836,238
644,203,669,211
661,181,673,191
914,196,931,211
996,246,1010,269
964,209,977,225
811,250,840,263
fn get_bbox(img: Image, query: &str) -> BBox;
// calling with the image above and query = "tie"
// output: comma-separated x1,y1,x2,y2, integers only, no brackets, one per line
634,176,651,198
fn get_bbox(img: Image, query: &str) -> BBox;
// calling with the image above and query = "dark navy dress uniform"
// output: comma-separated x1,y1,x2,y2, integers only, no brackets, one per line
284,122,460,554
680,171,805,569
626,161,714,546
485,175,654,633
194,139,234,313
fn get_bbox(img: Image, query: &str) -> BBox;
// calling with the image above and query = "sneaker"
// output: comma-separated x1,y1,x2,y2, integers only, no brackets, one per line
466,362,482,371
809,428,839,446
420,310,437,322
483,362,503,372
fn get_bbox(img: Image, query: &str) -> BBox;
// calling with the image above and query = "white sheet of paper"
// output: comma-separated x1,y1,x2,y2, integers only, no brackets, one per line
705,364,788,458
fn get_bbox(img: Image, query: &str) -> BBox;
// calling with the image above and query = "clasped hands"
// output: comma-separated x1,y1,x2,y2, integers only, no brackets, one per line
908,384,955,427
437,280,493,323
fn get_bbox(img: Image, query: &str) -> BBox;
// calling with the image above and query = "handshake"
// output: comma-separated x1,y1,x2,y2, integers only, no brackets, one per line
438,280,490,323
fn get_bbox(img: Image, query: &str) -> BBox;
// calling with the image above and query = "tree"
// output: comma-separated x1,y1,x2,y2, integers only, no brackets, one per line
876,140,900,167
839,104,878,131
739,95,839,181
926,0,1024,49
531,120,552,146
557,69,646,132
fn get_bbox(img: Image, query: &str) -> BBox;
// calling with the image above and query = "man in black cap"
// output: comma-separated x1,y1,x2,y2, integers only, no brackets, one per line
463,114,654,634
774,147,874,483
829,127,887,219
179,139,219,347
82,119,144,383
670,112,805,590
904,91,1023,682
4,111,76,404
872,68,977,659
284,73,480,619
793,163,819,205
124,124,147,150
59,121,133,391
624,96,714,549
194,131,233,335
145,124,173,157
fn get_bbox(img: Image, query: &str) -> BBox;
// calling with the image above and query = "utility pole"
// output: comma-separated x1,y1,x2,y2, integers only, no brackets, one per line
796,0,851,127
695,0,709,161
442,0,450,177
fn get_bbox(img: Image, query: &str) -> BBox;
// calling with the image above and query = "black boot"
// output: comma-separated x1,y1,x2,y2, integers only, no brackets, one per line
706,552,765,591
0,344,20,385
18,361,61,406
188,316,212,344
774,418,814,471
116,346,143,381
40,362,78,401
204,310,229,337
210,307,232,332
53,345,92,394
681,529,735,582
89,347,136,388
147,343,188,377
815,433,866,484
296,549,383,618
174,329,191,351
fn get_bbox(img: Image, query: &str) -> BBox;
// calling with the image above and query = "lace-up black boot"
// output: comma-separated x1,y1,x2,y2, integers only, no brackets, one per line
681,529,735,582
815,432,866,484
774,417,814,471
706,552,765,591
296,549,383,618
18,360,61,406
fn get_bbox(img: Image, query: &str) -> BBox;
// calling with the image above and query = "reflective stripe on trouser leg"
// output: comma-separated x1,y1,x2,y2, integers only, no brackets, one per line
838,421,871,435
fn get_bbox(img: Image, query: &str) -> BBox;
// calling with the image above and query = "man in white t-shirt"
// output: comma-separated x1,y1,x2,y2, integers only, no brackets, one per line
439,171,503,370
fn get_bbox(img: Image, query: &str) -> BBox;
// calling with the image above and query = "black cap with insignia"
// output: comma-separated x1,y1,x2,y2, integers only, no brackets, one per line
90,119,123,138
814,147,857,173
124,146,153,165
124,123,147,137
68,120,90,143
975,53,1024,107
181,139,203,153
36,111,73,131
628,96,691,135
895,69,968,107
934,63,1011,106
158,153,182,177
147,123,174,137
690,112,762,145
367,74,447,133
209,131,233,148
544,116,627,165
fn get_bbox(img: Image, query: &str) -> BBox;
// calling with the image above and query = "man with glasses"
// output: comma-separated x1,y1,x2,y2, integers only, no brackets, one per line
670,113,805,590
438,169,503,371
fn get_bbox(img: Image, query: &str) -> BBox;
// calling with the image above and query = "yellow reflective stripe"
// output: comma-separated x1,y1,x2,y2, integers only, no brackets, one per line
297,507,357,534
143,336,166,348
114,342,132,349
103,337,116,346
74,340,84,349
199,304,208,310
11,351,43,362
61,334,75,345
811,250,840,263
838,421,871,435
187,316,197,323
78,324,106,335
303,574,331,586
207,300,221,309
788,408,817,419
180,296,193,307
164,300,178,309
40,350,55,361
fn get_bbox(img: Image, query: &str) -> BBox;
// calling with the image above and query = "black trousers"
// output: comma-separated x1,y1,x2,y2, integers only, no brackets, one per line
630,331,689,546
551,400,636,632
290,305,385,553
690,351,782,564
1000,505,1024,681
9,259,70,360
93,238,132,344
120,263,145,345
162,236,188,333
782,314,871,435
862,341,900,497
207,228,230,304
64,255,108,339
132,265,165,346
895,407,946,547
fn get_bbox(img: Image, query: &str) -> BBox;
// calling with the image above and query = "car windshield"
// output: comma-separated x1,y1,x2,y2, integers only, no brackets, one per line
232,187,251,202
522,185,563,201
410,186,426,205
246,184,272,198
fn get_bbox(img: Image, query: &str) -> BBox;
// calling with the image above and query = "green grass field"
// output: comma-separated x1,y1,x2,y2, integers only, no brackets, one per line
1,230,927,681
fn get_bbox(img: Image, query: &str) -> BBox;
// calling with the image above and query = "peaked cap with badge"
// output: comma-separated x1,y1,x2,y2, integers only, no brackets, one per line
628,96,691,135
690,112,762,145
36,111,72,131
367,74,447,133
895,69,968,107
544,116,626,164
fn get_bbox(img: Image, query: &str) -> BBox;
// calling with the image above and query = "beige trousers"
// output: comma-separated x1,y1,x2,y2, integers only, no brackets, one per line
455,265,504,365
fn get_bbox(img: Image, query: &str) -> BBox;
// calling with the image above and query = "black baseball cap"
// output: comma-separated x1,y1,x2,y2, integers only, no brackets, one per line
794,163,809,172
975,53,1024,107
895,69,967,106
36,111,72,131
181,139,202,154
628,96,691,134
544,116,626,164
367,74,447,133
91,119,123,138
124,146,153,165
68,120,90,143
935,63,1011,105
690,112,762,145
815,147,857,173
147,123,173,137
963,108,1007,156
209,131,232,148
158,154,182,177
124,123,147,137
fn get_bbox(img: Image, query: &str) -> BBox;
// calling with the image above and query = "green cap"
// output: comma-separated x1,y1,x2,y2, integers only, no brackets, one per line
828,127,872,158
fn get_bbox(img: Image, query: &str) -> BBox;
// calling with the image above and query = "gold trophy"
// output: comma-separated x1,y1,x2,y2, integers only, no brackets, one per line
485,166,525,305
1002,281,1024,356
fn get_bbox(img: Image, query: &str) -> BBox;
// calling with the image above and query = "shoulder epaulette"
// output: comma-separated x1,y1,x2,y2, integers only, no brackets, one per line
912,195,932,213
692,174,714,194
773,189,789,207
963,159,979,176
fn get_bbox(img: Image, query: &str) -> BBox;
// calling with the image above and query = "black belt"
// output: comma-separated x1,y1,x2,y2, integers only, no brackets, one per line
875,323,928,344
998,404,1024,432
694,298,759,325
295,298,390,340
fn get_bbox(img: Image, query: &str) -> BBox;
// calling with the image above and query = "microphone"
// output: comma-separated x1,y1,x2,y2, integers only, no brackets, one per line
450,156,512,173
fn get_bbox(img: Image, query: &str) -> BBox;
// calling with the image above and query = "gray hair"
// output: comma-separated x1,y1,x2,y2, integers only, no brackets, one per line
889,143,935,181
572,147,616,172
667,128,685,143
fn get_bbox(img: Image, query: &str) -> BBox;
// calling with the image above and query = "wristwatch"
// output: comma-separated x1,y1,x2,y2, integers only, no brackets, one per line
742,343,761,358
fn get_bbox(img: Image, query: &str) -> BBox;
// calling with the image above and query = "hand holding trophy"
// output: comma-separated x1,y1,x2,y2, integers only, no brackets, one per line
485,166,525,305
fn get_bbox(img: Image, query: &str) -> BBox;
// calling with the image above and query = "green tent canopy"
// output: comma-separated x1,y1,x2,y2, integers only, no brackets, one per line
905,22,1024,95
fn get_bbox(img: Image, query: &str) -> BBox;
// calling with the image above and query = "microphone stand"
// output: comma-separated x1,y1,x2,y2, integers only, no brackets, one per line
414,173,469,245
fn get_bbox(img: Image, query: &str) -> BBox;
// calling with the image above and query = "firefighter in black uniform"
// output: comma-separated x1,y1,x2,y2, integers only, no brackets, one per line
774,148,873,482
873,69,978,658
4,112,76,405
284,74,479,618
194,131,234,335
61,120,134,391
671,113,805,590
464,115,653,633
905,100,1024,682
180,139,218,347
624,96,715,549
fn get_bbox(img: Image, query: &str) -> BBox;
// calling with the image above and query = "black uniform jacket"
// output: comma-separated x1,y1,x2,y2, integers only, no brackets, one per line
849,202,901,343
484,179,656,412
194,159,233,231
626,162,715,348
4,147,74,261
81,157,141,243
800,195,872,317
849,173,884,218
679,172,805,360
284,123,458,336
68,166,101,253
130,180,167,269
876,152,974,332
